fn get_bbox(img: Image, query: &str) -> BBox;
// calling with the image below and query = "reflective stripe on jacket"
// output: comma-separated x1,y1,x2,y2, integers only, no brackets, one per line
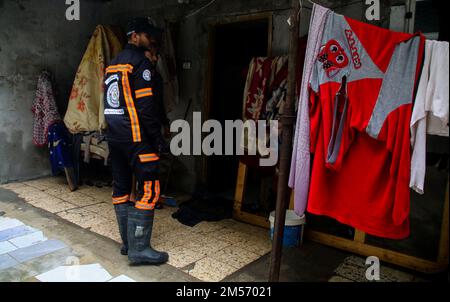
104,44,165,151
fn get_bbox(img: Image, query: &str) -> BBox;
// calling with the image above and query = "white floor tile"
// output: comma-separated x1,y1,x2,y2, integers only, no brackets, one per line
9,231,47,248
108,275,136,282
36,263,113,282
0,241,17,255
0,218,24,232
0,253,19,270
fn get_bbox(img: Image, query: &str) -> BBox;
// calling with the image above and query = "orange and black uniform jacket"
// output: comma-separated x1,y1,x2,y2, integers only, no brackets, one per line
103,44,167,151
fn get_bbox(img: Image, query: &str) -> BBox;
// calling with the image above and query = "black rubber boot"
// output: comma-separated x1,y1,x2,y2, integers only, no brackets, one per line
114,202,133,255
127,207,169,265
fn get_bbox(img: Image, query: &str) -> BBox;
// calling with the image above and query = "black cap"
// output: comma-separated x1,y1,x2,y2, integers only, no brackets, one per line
126,17,163,41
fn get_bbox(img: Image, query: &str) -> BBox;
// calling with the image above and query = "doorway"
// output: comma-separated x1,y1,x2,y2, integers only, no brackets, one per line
205,15,272,199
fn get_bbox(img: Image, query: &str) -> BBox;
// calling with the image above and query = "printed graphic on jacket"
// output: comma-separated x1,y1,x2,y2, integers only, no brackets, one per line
106,75,121,109
103,44,166,153
317,39,349,78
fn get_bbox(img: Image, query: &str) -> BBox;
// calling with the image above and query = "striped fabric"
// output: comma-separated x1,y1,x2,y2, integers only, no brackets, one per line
135,88,153,99
138,153,160,163
135,181,160,210
112,194,130,205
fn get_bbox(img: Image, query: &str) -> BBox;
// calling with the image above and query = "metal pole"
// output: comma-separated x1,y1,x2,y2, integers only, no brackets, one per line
268,0,300,282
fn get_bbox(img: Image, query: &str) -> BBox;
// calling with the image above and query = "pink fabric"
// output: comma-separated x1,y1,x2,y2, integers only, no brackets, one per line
289,4,330,216
32,71,61,147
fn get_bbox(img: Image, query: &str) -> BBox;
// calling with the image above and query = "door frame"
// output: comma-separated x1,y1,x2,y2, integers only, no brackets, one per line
201,12,274,184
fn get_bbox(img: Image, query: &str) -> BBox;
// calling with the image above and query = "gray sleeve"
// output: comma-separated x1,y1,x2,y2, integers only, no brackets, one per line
366,36,421,139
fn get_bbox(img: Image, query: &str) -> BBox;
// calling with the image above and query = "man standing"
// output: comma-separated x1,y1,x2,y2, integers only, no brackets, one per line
103,17,169,265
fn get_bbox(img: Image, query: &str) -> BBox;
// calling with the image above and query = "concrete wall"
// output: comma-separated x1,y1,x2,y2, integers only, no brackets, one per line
0,0,103,183
0,0,399,188
97,0,396,193
97,0,293,192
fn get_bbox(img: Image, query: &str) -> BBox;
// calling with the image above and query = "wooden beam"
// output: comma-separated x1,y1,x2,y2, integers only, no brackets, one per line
289,190,295,210
201,25,216,185
64,167,77,192
233,162,248,213
233,211,270,229
269,0,300,282
354,230,366,243
232,162,270,229
304,179,449,274
306,230,448,274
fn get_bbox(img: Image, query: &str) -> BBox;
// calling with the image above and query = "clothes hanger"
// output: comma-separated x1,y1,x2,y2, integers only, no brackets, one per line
297,0,317,19
298,0,320,15
300,0,318,9
288,0,314,26
300,0,326,10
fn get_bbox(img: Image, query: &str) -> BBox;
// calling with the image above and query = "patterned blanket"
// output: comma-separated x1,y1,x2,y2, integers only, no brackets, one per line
64,25,123,134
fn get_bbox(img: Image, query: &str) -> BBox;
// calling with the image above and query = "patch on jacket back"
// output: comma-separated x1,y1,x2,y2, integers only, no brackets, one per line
143,69,152,81
107,82,120,108
104,108,124,115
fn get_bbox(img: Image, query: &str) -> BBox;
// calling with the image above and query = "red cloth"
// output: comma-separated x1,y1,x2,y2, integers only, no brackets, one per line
243,38,307,121
307,15,425,239
32,71,61,147
243,57,276,121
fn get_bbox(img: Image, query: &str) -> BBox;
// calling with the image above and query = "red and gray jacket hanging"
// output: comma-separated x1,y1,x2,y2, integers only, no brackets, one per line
290,4,426,239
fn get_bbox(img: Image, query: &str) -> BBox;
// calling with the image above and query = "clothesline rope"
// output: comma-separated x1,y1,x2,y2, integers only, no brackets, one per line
299,0,366,11
293,0,367,26
184,0,217,19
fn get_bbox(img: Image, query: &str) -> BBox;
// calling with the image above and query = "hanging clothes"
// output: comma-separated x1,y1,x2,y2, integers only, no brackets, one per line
48,122,74,175
289,4,331,217
64,25,123,134
81,132,109,165
264,57,288,121
32,70,61,147
241,56,288,154
299,8,424,239
410,40,449,194
243,57,278,121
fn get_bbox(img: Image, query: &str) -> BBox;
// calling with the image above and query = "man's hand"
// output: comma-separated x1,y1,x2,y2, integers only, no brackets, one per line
144,50,159,65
